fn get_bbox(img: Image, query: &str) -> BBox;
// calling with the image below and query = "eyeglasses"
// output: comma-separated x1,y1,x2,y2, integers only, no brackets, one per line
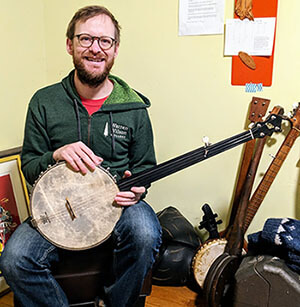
74,33,116,50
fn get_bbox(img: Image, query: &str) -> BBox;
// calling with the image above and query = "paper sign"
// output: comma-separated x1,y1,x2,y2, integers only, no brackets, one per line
224,17,276,56
179,0,225,35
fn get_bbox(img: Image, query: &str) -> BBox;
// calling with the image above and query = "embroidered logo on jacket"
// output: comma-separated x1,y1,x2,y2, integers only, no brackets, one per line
104,122,129,139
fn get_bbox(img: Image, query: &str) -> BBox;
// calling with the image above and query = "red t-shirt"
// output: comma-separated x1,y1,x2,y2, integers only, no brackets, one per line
81,96,109,115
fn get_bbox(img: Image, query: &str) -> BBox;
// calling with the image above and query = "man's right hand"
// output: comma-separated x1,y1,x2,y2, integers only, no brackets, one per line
53,141,103,174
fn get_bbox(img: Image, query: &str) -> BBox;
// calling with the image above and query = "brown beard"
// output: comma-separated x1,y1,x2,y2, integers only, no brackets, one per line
73,56,114,88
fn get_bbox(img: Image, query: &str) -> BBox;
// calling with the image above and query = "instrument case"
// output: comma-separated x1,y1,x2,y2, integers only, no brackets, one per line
233,255,300,307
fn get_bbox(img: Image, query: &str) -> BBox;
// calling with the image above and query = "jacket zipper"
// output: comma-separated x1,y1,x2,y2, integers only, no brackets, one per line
87,116,92,147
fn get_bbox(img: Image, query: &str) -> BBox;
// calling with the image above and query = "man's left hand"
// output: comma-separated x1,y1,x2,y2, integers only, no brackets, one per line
114,170,145,206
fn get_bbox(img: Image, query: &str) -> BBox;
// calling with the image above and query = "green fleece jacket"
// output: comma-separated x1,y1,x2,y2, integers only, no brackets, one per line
21,70,156,186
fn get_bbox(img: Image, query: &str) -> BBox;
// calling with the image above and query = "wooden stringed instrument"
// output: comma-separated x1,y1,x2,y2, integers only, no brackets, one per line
244,102,300,232
226,97,270,235
30,114,283,250
224,104,282,242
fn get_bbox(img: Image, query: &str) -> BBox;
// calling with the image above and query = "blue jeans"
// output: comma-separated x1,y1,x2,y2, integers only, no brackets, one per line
0,201,162,307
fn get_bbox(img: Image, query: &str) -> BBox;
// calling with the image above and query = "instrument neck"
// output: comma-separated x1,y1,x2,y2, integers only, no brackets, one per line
244,127,300,232
117,129,255,191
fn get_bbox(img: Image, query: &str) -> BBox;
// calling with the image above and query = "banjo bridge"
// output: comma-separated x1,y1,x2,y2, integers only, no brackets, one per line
65,197,76,221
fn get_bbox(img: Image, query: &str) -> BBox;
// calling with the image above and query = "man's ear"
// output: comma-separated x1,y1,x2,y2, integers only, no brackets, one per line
113,43,120,59
66,38,73,55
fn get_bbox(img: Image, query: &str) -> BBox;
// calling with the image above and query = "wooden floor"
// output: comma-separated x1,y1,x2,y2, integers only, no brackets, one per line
0,290,13,307
0,286,205,307
146,285,205,307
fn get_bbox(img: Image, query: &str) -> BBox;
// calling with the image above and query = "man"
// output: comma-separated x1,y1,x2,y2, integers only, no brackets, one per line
0,5,162,307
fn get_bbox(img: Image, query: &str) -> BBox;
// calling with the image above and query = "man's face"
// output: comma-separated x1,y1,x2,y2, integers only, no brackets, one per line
67,14,119,87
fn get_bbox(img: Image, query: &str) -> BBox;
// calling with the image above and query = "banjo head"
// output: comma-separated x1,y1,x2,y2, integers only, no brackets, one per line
192,238,227,288
30,163,121,250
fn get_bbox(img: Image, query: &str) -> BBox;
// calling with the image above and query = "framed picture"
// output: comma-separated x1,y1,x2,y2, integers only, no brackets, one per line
0,147,29,295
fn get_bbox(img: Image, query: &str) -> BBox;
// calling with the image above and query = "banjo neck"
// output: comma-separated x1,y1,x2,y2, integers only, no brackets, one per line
117,114,283,192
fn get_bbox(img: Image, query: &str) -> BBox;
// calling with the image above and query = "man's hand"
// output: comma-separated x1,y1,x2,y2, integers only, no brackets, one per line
114,170,146,206
53,141,103,174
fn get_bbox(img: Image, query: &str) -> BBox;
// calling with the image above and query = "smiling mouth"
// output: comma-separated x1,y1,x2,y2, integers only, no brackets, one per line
86,57,105,63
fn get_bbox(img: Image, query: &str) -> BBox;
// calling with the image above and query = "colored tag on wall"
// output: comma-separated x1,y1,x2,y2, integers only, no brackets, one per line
231,0,278,86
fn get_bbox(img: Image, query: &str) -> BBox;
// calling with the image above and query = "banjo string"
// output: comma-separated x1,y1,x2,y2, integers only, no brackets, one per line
34,186,118,223
120,129,255,190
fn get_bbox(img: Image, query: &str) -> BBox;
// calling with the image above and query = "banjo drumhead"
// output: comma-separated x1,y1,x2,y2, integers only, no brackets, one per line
30,163,121,250
192,238,227,288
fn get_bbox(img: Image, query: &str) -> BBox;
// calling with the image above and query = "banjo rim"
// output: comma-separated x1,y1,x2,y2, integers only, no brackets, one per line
30,162,121,250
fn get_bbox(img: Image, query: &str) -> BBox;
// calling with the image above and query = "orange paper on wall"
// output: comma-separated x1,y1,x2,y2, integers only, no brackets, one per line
231,0,278,86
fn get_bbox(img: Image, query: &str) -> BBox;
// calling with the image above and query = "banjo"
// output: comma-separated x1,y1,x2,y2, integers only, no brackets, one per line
30,114,283,250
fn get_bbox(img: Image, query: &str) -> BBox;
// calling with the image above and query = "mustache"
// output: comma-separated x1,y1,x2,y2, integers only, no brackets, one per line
73,56,114,88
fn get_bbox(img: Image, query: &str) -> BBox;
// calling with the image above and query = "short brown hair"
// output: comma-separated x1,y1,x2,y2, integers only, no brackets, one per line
66,5,121,42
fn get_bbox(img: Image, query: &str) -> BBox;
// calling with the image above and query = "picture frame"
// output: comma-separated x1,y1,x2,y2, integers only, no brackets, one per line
0,147,29,296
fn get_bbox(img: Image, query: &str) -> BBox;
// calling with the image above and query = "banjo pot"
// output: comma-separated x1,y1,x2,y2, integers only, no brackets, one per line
30,163,121,250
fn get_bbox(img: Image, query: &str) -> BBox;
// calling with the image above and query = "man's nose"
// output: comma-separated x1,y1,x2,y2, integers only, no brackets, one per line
89,39,103,53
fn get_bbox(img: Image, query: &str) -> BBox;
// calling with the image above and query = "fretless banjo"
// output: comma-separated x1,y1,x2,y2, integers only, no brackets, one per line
30,114,283,250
